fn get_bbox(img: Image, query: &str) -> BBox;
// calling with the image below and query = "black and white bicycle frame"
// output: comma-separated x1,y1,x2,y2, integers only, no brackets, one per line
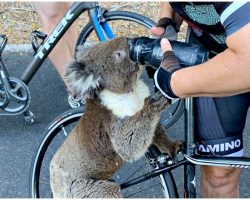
120,97,250,198
22,2,114,84
0,2,117,116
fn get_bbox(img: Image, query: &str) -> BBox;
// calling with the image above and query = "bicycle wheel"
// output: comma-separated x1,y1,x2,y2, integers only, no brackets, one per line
117,145,179,198
29,107,84,198
76,10,184,129
30,107,178,198
76,11,155,47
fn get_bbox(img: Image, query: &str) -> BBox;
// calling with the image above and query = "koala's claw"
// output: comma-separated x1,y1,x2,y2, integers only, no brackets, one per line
172,140,185,156
161,140,184,163
145,91,169,112
151,91,163,101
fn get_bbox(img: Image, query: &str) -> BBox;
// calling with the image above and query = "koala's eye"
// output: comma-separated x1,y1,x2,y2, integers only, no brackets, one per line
113,50,127,64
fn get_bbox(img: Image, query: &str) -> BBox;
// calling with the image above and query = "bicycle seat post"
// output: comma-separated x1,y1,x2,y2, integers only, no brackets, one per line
182,27,196,198
184,98,195,155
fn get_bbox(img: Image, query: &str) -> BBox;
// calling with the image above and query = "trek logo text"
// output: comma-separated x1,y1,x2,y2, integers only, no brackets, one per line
37,9,74,59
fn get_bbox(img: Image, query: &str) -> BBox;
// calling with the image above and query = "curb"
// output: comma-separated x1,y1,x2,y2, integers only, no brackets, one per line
3,42,94,54
2,42,96,57
4,44,33,53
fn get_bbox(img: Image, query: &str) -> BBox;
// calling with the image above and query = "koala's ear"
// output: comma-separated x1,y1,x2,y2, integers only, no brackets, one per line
64,60,103,101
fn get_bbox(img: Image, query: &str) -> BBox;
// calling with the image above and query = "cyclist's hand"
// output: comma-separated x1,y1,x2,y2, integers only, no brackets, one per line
154,38,180,102
150,17,180,40
146,18,179,80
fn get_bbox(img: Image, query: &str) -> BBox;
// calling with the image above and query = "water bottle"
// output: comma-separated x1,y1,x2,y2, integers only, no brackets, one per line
128,37,209,69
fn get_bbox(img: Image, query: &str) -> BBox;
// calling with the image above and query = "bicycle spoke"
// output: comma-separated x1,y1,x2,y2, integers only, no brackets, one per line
120,162,148,183
124,182,161,198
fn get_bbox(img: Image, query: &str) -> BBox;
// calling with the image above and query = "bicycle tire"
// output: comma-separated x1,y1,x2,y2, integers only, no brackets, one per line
76,10,185,129
29,107,178,198
76,10,155,46
30,107,84,198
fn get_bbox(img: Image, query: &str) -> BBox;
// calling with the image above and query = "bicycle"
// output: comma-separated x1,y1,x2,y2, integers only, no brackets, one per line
0,2,156,123
29,22,250,197
30,94,250,197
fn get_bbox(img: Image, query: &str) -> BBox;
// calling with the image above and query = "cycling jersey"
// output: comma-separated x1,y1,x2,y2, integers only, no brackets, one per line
169,2,250,157
170,2,250,53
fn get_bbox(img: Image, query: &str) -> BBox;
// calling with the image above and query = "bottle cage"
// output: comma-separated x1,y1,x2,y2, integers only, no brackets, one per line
30,30,47,54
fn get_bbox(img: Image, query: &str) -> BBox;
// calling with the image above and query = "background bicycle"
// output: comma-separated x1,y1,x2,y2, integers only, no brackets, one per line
0,2,250,198
0,2,158,119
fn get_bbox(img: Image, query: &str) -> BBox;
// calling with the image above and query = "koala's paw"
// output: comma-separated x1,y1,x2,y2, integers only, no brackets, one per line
145,91,169,113
161,140,184,159
171,140,184,158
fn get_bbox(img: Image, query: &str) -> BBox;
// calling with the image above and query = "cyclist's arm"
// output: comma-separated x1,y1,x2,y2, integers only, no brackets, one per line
163,2,250,98
171,23,250,98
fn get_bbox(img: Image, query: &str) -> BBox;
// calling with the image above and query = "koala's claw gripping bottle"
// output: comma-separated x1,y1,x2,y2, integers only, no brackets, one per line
128,37,209,69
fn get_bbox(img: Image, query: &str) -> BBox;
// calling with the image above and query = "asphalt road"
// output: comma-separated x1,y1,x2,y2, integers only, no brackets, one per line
0,50,69,197
0,50,250,198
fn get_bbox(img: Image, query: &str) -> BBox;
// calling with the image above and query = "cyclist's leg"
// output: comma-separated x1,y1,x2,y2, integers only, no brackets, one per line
200,166,241,197
34,2,78,78
194,93,250,197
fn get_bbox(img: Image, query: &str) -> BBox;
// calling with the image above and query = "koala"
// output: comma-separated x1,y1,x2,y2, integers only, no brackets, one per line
50,37,181,198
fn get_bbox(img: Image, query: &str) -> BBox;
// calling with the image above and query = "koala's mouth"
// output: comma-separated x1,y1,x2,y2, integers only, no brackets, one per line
131,62,140,72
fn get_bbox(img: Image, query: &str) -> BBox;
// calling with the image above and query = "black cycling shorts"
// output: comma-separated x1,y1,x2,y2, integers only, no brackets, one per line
195,93,250,157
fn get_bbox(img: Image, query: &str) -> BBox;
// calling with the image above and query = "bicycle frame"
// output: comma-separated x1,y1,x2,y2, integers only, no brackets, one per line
21,2,115,85
120,98,250,198
121,27,250,198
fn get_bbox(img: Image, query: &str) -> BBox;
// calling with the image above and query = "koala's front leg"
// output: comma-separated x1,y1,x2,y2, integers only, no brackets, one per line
110,92,169,162
153,124,183,159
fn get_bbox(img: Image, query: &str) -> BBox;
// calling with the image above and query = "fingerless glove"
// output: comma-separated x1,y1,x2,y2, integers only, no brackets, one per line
154,50,180,100
156,17,180,33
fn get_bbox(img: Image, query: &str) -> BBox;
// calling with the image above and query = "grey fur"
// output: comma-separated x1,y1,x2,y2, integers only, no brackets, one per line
50,37,181,198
